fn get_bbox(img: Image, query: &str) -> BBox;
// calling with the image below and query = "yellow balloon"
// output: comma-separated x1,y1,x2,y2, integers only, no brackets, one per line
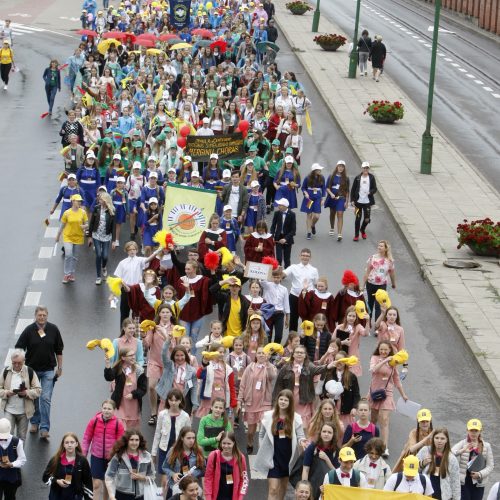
206,2,213,9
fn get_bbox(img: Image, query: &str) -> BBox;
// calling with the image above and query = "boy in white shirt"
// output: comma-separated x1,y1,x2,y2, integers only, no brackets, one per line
261,269,290,344
322,447,369,489
384,455,434,496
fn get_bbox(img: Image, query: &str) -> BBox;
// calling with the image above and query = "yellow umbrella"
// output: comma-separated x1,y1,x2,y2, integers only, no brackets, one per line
171,42,192,50
147,48,166,56
97,38,120,55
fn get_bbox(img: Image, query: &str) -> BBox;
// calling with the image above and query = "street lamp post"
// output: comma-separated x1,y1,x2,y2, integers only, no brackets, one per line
420,0,442,174
348,0,361,78
312,0,321,33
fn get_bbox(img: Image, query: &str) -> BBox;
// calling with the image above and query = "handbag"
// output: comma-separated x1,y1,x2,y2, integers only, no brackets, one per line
370,368,394,402
290,448,331,499
143,477,161,500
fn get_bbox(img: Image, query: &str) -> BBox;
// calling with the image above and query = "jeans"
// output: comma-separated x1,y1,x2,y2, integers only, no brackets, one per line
31,370,55,432
354,202,371,237
358,51,369,73
366,282,386,322
63,242,78,275
93,238,111,277
3,411,28,442
45,85,58,113
181,318,204,354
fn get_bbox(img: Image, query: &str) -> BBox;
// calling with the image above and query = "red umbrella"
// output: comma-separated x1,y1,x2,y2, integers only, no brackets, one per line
136,33,157,41
102,31,128,40
159,33,179,42
77,29,98,37
210,39,227,52
192,28,214,39
135,38,156,48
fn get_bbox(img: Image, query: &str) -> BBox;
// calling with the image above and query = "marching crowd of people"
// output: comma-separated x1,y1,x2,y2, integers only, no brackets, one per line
0,1,497,500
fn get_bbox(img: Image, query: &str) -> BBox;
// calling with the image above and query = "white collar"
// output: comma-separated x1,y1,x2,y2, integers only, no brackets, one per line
251,232,272,238
314,290,331,299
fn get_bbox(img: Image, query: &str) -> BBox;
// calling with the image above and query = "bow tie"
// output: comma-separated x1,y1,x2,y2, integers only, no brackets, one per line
369,462,377,468
470,448,479,454
341,472,350,478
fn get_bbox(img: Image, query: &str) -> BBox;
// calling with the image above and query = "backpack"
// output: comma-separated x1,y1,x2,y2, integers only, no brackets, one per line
92,415,119,437
328,468,360,487
394,472,427,492
2,367,34,385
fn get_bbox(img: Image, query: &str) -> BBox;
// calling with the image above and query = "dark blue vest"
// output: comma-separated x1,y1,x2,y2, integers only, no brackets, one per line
0,437,22,484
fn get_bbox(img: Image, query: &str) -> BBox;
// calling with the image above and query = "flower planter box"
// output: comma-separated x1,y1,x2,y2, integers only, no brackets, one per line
286,2,312,15
457,218,500,257
318,43,342,51
289,6,310,14
373,116,397,124
364,100,405,123
466,243,500,258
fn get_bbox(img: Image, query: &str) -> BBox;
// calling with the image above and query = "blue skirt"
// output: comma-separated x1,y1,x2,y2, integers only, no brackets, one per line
143,224,160,246
80,186,97,208
114,204,127,224
245,208,258,227
324,196,346,211
274,185,297,209
90,455,109,480
300,196,322,214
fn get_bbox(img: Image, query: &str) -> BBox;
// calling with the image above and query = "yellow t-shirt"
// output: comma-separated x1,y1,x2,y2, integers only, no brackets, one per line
61,208,88,245
0,48,13,65
226,297,242,337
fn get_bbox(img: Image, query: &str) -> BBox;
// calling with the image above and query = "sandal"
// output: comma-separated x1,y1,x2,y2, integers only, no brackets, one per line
148,415,157,425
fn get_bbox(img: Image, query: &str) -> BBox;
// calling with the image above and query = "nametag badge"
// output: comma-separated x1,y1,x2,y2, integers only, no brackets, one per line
382,377,388,381
321,301,327,310
334,184,340,190
71,154,76,161
187,380,193,389
1,455,9,464
278,429,286,439
367,478,376,486
182,465,189,474
38,329,46,338
390,338,396,343
190,289,196,298
294,381,299,387
255,380,262,390
226,473,234,485
214,384,222,391
226,222,231,229
64,474,72,483
126,377,133,386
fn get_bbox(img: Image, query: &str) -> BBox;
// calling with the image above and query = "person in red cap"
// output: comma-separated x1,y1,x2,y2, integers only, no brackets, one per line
332,270,366,327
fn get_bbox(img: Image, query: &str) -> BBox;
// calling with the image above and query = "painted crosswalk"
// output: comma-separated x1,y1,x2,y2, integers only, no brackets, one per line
1,21,47,38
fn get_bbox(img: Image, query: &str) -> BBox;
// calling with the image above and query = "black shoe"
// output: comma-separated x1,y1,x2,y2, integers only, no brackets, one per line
247,446,254,455
311,225,316,235
130,232,136,241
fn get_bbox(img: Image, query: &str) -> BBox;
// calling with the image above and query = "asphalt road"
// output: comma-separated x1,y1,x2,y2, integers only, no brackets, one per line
1,12,500,500
324,0,500,193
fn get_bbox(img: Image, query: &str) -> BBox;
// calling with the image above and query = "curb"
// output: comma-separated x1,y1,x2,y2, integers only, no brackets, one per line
274,10,500,400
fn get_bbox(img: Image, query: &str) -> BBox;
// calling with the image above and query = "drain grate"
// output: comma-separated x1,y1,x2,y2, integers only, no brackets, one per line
443,260,481,269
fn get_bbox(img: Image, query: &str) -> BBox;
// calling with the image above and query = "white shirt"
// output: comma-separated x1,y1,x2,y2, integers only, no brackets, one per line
323,468,369,488
196,126,214,137
261,281,290,313
229,185,240,214
358,175,370,204
0,436,26,468
114,256,148,285
283,262,319,296
487,482,500,500
5,371,24,415
384,473,434,495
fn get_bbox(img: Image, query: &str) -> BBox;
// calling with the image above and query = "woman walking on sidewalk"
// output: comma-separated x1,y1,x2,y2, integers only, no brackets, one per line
43,59,61,116
369,35,387,82
357,30,372,76
324,161,349,241
350,162,377,241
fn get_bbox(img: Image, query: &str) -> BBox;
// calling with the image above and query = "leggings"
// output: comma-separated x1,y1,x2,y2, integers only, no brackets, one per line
0,63,11,85
354,202,371,237
366,282,386,321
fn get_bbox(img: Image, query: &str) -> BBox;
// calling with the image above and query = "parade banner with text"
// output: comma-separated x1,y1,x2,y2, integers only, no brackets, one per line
170,0,191,30
324,485,428,500
186,133,245,161
162,184,216,246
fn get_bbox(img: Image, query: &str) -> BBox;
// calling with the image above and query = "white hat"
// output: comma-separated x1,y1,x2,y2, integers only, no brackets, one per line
223,204,233,211
67,173,77,180
210,153,219,160
168,167,176,173
245,158,254,165
361,161,370,168
132,161,142,170
113,153,121,160
117,176,126,183
276,198,289,207
86,151,96,159
311,163,323,171
149,197,159,204
183,155,192,162
250,180,260,188
202,117,210,124
148,155,156,162
222,169,231,178
2,40,11,46
284,155,294,163
98,186,108,192
191,170,200,177
149,171,158,178
337,160,346,166
0,418,11,439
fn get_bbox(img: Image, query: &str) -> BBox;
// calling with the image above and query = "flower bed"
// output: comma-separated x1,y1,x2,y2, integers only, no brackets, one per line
457,218,500,257
286,1,313,15
364,100,405,123
313,33,347,51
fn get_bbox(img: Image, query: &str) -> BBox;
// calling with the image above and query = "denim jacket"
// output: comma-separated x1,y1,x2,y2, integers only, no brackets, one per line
105,451,155,497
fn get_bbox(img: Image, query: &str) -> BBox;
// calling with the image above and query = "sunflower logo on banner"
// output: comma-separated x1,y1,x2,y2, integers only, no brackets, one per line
170,0,191,30
163,184,216,245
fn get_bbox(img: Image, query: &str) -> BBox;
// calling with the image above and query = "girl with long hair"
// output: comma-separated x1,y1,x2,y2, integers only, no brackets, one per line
205,432,249,500
42,433,93,500
163,427,205,498
109,319,144,366
300,313,332,363
324,161,350,241
104,429,154,500
238,346,278,453
104,348,147,430
375,306,406,352
273,156,300,209
418,428,461,500
307,399,343,443
241,314,267,362
244,220,275,264
197,397,233,458
254,389,308,500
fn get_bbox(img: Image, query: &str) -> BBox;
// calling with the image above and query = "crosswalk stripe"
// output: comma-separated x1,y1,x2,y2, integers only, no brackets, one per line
11,27,34,33
10,22,45,32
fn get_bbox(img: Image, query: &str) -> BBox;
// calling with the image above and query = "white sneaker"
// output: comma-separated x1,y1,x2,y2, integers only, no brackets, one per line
102,267,108,278
3,85,7,91
383,448,390,457
329,229,335,236
95,277,102,285
114,240,120,247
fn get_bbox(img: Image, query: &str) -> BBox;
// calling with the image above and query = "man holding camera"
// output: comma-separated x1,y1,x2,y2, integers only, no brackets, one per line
0,350,41,442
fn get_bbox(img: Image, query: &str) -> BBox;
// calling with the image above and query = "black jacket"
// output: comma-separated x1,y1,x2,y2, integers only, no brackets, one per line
87,205,115,238
301,330,331,362
42,454,93,500
273,363,327,405
350,173,377,206
270,209,296,245
209,282,250,332
357,36,372,53
267,26,278,43
104,365,147,410
263,1,275,19
370,41,387,67
322,370,360,415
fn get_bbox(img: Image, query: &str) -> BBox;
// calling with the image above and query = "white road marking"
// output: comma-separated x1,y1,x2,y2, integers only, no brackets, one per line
38,247,53,259
418,39,425,43
44,226,59,239
483,86,493,91
474,80,484,85
465,74,475,78
451,63,460,67
32,268,48,281
412,35,419,39
11,22,45,32
444,58,453,62
15,318,32,336
458,68,467,72
24,291,42,307
424,43,431,47
492,93,500,98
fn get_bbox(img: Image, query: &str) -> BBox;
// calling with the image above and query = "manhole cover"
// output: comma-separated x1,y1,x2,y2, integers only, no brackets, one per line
443,260,481,269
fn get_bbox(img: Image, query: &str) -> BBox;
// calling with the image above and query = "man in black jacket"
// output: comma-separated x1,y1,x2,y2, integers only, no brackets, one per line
270,198,296,268
266,19,278,43
263,0,276,20
350,162,377,241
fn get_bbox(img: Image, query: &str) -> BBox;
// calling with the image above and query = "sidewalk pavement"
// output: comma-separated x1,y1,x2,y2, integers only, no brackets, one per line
274,1,500,394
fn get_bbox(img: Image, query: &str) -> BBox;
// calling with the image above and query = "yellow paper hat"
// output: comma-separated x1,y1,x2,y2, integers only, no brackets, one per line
300,320,314,336
338,355,359,366
172,325,186,338
202,351,219,360
389,349,409,366
263,342,284,356
219,247,233,267
86,339,101,350
100,338,115,359
107,276,123,297
140,320,156,332
355,300,366,320
374,289,391,308
221,336,235,348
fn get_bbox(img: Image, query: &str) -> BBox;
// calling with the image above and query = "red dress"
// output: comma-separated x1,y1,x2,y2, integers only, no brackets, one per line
243,232,275,263
127,284,161,321
197,228,227,261
178,275,213,322
298,289,336,332
332,288,367,326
